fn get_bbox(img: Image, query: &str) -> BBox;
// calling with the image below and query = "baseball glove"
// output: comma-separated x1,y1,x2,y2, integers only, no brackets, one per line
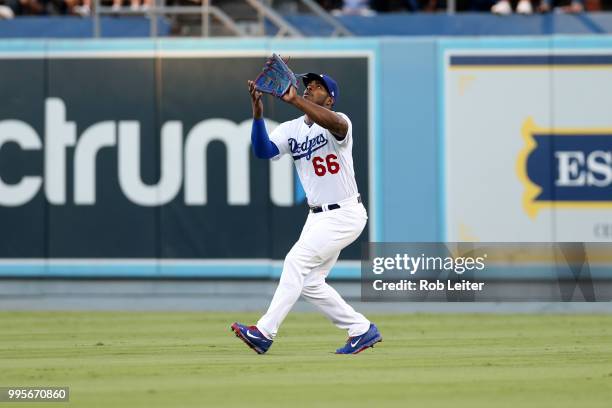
254,54,300,98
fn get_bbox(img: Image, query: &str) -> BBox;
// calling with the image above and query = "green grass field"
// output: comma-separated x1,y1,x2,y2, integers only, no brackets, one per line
2,312,612,408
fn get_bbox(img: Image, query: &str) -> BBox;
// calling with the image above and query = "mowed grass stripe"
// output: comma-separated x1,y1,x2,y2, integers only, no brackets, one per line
1,312,611,408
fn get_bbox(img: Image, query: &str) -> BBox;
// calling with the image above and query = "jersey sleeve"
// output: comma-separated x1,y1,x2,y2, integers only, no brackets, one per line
332,112,352,146
268,121,291,160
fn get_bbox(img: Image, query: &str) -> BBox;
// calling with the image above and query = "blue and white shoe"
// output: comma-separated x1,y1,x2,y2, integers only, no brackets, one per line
231,322,273,354
335,323,382,354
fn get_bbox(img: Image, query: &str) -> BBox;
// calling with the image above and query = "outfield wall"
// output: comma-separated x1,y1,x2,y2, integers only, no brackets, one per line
0,37,611,278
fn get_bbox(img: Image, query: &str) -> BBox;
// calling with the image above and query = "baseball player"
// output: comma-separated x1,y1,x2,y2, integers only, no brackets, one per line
231,72,382,355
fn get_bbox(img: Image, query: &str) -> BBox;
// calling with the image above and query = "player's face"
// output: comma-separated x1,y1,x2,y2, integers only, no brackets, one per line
304,80,333,108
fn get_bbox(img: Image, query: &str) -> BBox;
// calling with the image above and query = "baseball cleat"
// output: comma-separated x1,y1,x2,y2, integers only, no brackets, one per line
231,322,273,354
335,323,382,354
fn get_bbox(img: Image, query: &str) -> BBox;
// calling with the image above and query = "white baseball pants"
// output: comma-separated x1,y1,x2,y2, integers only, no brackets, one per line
257,199,370,339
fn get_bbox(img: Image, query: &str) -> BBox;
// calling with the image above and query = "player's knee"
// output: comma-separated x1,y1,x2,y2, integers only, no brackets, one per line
301,285,315,298
284,246,316,272
301,283,322,298
285,246,314,267
283,252,303,275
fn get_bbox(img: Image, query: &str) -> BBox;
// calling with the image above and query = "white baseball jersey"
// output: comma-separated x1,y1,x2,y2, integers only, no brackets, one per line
269,112,359,206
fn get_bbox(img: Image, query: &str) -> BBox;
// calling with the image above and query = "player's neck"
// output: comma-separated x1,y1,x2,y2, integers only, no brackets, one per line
304,115,314,127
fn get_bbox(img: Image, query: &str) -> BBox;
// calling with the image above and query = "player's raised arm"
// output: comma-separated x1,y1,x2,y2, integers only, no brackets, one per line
248,79,263,119
247,80,279,159
282,83,348,140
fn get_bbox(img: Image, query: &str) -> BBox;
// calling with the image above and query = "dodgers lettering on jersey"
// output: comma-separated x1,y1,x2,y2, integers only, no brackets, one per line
269,112,359,206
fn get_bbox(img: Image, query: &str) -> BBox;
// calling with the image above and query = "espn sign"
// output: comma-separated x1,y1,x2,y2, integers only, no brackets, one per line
518,118,612,218
555,151,612,188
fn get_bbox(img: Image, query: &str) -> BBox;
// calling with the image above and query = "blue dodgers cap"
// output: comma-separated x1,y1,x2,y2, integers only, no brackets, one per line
302,73,339,104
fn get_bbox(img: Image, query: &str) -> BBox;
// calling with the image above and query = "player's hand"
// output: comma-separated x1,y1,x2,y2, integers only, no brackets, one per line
248,80,263,119
281,85,298,104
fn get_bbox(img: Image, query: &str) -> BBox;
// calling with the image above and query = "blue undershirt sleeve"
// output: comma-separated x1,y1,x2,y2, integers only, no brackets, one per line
251,118,280,159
